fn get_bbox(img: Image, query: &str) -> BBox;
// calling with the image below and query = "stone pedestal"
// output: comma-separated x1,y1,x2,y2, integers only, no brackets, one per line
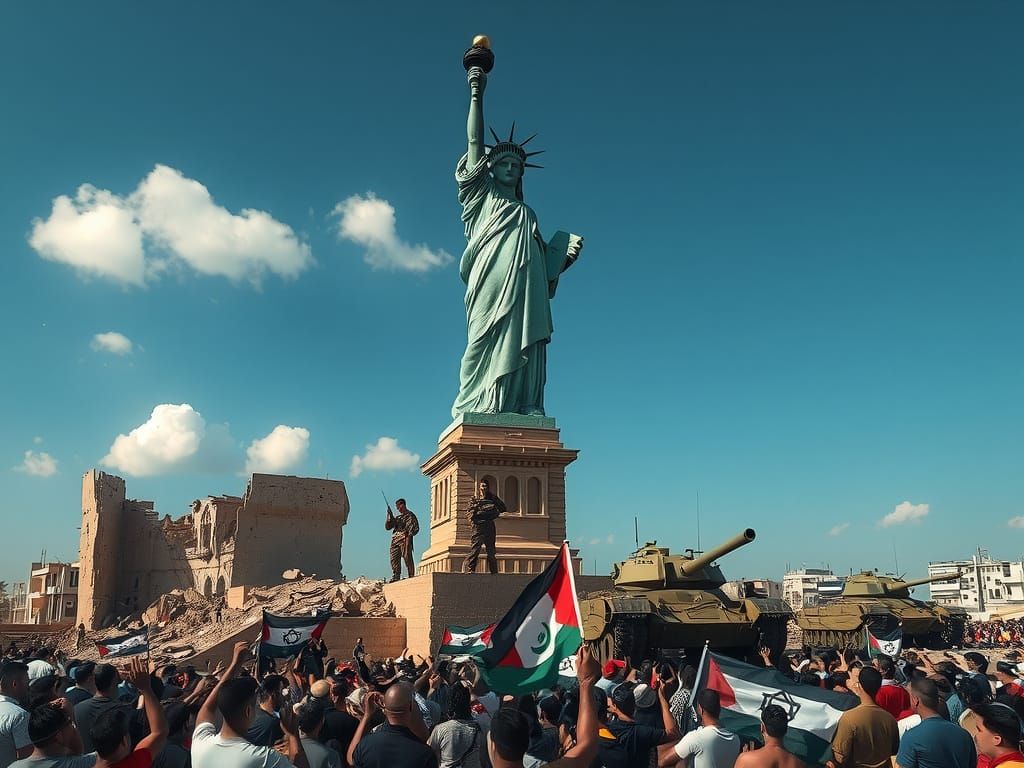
418,413,580,575
385,572,613,655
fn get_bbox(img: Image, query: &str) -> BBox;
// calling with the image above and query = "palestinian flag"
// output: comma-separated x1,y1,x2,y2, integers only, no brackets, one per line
97,627,148,658
692,648,857,766
439,623,495,659
260,610,329,658
866,626,902,658
474,542,581,695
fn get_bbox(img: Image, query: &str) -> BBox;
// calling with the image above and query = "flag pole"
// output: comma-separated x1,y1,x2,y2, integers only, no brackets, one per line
687,641,710,736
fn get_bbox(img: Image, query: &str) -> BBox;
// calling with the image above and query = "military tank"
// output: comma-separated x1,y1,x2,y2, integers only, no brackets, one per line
580,529,793,665
795,570,967,649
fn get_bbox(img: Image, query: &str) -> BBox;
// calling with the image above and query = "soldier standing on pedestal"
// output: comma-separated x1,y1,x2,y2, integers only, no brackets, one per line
385,498,419,582
465,478,507,574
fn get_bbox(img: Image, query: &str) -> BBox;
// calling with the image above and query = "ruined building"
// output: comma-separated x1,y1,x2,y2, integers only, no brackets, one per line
77,469,349,629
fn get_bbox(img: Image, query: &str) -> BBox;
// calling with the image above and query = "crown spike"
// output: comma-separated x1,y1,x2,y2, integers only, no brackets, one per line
489,127,501,144
525,150,545,157
524,163,544,169
520,133,538,146
508,121,516,142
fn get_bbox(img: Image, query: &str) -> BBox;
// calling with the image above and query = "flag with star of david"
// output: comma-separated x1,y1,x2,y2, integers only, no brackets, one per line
691,646,857,766
260,610,330,658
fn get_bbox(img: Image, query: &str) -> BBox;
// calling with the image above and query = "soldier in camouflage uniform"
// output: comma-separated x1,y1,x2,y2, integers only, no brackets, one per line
385,498,420,581
465,478,507,574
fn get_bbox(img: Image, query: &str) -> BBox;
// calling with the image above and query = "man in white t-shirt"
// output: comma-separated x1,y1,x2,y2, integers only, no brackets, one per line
190,641,309,768
26,650,57,682
659,689,740,768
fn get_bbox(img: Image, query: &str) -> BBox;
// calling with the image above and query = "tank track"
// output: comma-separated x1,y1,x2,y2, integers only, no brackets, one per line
612,615,649,662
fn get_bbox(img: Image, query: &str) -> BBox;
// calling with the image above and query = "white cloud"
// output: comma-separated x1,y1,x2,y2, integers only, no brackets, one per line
606,534,615,544
332,193,453,272
14,450,58,477
245,425,310,475
350,436,421,478
29,185,146,286
32,436,43,445
588,538,600,546
133,165,312,285
880,501,929,527
29,165,312,287
1008,517,1024,529
91,331,134,355
101,403,242,476
828,522,850,537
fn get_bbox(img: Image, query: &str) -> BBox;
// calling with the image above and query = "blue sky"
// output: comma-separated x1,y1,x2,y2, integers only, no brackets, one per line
2,2,1022,591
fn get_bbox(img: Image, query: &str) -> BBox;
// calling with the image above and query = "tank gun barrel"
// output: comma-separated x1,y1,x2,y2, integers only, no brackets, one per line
894,571,963,591
679,529,756,575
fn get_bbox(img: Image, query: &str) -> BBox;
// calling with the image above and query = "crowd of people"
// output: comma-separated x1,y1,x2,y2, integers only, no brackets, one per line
2,636,1024,768
965,619,1024,647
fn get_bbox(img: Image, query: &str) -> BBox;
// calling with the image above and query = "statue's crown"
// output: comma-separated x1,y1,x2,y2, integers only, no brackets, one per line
486,123,544,169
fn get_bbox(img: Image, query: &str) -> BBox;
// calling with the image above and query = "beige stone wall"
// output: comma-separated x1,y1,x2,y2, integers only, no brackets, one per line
77,470,349,630
385,573,613,656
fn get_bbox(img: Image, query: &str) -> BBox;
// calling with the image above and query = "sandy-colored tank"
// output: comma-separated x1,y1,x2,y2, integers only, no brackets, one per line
795,571,968,648
580,529,793,665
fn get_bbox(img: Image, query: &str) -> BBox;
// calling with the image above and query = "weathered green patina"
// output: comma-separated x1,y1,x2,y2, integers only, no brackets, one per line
452,39,582,419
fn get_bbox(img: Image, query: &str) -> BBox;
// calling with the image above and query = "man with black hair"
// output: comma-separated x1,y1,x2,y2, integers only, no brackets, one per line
597,680,679,768
0,660,33,765
428,682,481,768
296,700,341,768
894,677,975,768
246,674,285,747
75,664,120,754
10,698,92,767
828,666,898,768
660,689,739,768
66,664,96,709
386,499,420,582
321,682,359,756
91,656,168,768
464,480,505,575
971,702,1024,766
734,704,804,768
191,641,308,768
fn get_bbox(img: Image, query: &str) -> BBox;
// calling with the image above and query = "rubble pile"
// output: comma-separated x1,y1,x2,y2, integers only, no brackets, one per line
56,576,389,662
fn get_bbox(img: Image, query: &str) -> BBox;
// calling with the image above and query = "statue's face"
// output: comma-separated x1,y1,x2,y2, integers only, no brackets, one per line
490,155,523,187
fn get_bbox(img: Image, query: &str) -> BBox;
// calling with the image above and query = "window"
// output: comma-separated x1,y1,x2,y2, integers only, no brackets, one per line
505,476,520,514
995,590,1003,599
526,477,542,515
69,570,79,587
1005,564,1012,577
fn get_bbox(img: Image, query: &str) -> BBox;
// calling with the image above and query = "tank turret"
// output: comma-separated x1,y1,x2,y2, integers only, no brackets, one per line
841,571,962,598
613,529,757,590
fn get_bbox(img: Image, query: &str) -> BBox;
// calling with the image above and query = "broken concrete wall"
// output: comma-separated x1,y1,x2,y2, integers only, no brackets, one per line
232,474,348,585
76,470,349,629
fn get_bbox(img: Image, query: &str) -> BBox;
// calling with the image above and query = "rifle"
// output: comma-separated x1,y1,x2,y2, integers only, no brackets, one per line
382,490,394,520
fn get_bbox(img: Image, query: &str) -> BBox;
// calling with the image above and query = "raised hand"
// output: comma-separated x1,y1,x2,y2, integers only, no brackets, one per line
467,66,487,98
122,656,152,691
577,644,600,686
231,641,250,665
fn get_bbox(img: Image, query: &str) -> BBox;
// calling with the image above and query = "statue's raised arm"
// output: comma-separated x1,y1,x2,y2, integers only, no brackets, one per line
466,66,486,168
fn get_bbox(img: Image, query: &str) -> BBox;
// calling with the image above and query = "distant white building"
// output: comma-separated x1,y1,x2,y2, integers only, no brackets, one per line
783,568,846,610
928,550,1024,619
723,579,784,602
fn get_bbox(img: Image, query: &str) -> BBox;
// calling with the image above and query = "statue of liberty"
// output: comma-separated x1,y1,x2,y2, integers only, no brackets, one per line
452,37,583,419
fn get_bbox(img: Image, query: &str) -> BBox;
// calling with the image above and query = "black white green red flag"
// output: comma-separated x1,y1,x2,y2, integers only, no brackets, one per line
865,626,902,658
473,542,581,695
96,627,149,658
439,623,495,659
692,647,856,766
260,610,329,658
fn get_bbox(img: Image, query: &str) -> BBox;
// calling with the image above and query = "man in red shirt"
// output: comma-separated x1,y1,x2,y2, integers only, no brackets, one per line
90,656,168,768
872,656,910,720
